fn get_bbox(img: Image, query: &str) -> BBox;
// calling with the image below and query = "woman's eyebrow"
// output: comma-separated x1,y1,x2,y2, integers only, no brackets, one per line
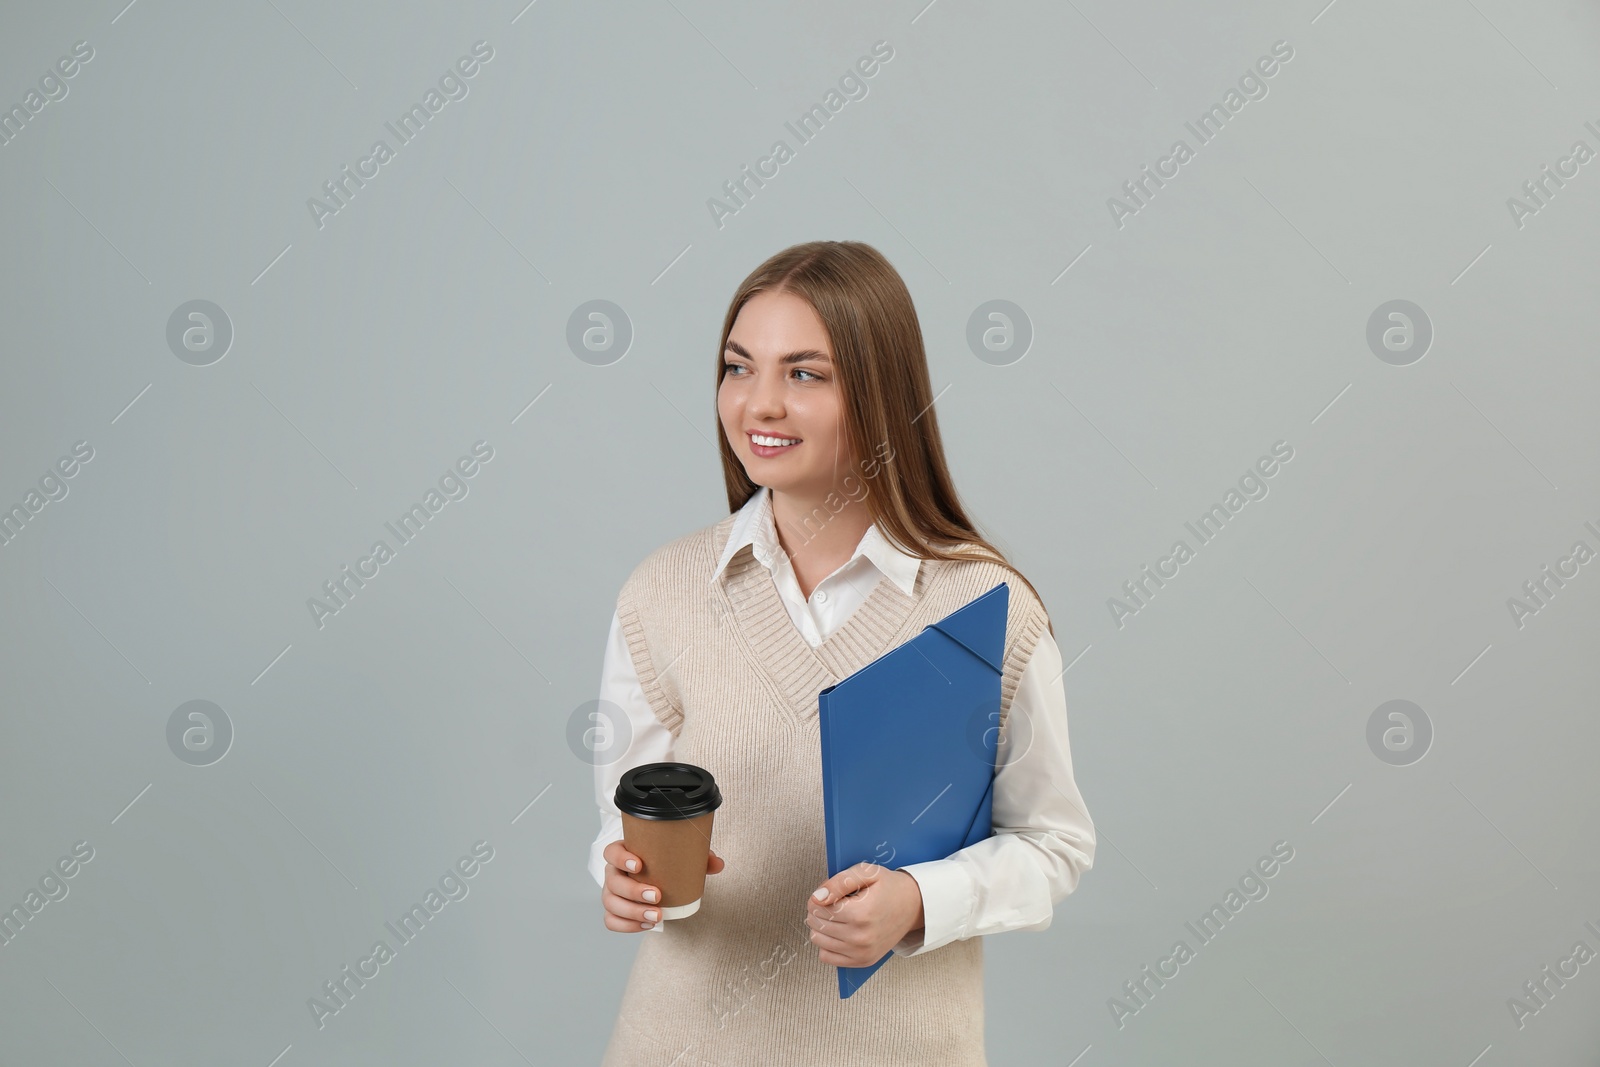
724,339,831,363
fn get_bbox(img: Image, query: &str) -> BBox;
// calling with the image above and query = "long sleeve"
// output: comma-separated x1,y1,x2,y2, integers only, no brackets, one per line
889,629,1096,957
589,608,677,941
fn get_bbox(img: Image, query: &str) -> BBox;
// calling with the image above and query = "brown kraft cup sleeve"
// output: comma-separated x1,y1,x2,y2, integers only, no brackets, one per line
620,810,716,913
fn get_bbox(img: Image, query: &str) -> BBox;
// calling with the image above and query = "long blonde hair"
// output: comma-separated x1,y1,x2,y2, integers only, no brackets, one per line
715,240,1054,639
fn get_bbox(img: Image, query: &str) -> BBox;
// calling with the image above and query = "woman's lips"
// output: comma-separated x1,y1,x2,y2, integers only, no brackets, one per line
748,433,801,458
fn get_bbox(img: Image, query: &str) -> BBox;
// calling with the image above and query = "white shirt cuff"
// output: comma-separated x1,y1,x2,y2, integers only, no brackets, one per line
891,858,975,956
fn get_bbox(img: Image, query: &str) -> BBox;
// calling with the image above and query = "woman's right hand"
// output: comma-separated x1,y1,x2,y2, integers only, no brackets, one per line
601,839,725,932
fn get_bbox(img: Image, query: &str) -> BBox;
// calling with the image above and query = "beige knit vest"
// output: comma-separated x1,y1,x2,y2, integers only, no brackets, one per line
600,512,1050,1067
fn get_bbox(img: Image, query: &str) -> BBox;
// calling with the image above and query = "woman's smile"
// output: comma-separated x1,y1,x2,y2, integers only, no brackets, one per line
748,430,802,457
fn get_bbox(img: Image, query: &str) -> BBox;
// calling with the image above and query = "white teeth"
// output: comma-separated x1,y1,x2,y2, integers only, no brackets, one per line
752,434,799,446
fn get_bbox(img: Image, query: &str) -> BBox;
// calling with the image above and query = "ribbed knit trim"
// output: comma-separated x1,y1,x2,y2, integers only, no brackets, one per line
712,516,935,726
999,597,1048,723
616,515,1052,738
614,521,731,736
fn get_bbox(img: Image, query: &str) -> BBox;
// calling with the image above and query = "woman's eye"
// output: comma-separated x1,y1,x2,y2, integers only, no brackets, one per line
722,362,821,382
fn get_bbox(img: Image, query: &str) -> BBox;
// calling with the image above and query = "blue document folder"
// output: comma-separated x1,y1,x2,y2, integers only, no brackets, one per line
816,581,1010,998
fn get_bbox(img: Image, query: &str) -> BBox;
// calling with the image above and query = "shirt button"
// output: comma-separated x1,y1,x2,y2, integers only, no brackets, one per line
815,589,828,603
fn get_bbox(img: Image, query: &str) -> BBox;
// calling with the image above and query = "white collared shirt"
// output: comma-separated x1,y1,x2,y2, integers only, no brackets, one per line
589,486,1095,956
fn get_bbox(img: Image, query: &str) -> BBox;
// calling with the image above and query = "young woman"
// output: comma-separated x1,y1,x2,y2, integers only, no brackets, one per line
589,241,1095,1065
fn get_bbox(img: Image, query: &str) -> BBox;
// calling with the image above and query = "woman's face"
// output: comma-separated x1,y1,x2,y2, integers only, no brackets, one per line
718,289,854,499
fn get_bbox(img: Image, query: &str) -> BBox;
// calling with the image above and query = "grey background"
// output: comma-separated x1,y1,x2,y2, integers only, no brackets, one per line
1,0,1597,1064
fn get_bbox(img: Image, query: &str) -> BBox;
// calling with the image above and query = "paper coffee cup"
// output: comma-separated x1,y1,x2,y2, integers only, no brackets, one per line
615,763,722,919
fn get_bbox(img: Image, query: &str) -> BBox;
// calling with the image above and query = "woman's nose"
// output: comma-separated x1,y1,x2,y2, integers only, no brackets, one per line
749,373,785,417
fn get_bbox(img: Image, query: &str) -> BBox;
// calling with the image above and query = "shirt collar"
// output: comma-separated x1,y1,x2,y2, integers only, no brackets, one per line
709,486,921,596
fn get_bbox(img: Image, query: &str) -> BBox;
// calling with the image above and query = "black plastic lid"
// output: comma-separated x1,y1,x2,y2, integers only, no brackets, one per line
615,762,723,820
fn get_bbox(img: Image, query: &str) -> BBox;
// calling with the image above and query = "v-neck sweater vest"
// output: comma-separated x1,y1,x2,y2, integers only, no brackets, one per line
600,512,1050,1067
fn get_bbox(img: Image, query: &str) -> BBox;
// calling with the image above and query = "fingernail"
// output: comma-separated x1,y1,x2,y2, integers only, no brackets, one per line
625,859,638,872
641,921,654,930
643,889,658,903
813,887,828,900
645,910,658,922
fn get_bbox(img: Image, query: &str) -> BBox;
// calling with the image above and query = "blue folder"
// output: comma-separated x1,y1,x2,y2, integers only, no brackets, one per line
816,581,1010,998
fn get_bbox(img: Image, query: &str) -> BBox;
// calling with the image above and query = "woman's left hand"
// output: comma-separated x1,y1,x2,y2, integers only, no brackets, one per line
806,863,925,967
